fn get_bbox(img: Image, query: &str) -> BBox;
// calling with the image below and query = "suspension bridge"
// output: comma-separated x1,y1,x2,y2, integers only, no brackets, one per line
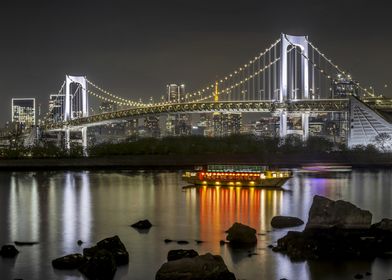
41,33,392,154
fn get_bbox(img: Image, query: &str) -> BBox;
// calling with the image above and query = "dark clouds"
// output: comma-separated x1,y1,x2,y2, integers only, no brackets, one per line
0,0,390,123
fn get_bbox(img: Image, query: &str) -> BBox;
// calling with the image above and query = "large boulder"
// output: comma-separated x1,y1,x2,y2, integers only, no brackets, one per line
0,245,19,258
52,254,86,270
271,216,304,228
273,227,392,260
371,218,392,232
96,235,129,265
306,195,372,229
79,249,117,280
167,249,198,261
83,235,129,266
226,222,257,245
272,196,392,260
156,253,236,280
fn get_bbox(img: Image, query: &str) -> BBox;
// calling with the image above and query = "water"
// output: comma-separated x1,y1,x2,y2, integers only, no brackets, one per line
1,169,392,280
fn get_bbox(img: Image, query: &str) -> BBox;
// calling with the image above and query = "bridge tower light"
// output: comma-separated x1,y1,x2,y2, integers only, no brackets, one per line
280,34,309,102
64,75,88,121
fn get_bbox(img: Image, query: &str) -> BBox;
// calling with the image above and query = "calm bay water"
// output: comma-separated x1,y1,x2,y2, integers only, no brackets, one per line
1,169,392,279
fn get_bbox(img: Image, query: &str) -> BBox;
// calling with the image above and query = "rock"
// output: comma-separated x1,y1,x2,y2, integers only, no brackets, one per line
371,218,392,231
79,249,117,280
0,245,19,258
52,254,86,270
14,241,39,246
156,253,236,280
306,196,372,229
273,226,392,260
91,235,129,266
271,216,304,228
83,246,100,258
83,236,129,266
271,196,392,260
167,249,199,261
176,240,189,245
225,222,257,245
131,219,152,230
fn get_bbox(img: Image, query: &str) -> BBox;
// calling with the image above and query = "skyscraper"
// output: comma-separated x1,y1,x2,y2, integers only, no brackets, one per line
167,84,185,103
48,94,65,122
332,74,359,97
12,98,36,126
213,113,242,136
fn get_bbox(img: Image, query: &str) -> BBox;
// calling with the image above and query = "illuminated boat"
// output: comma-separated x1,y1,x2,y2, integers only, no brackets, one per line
182,164,292,188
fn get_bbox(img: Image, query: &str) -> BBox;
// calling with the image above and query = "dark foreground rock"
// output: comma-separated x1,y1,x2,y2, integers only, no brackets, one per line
131,219,152,230
156,253,236,280
273,195,392,260
306,195,372,229
0,245,19,258
52,235,128,280
52,254,86,269
226,222,257,245
79,249,117,280
271,216,304,228
371,218,392,231
167,249,199,261
274,227,392,260
84,235,129,266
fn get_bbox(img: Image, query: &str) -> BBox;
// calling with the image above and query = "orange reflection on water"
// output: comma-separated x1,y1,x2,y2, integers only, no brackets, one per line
198,186,283,251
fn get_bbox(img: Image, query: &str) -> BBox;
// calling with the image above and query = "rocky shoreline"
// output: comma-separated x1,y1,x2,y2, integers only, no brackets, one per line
272,196,392,262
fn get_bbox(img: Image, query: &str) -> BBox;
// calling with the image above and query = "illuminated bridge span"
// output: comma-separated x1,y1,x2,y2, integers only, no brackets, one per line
44,99,349,130
43,33,392,154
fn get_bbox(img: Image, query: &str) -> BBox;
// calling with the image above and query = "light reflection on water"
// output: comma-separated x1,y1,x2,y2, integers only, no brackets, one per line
1,169,392,279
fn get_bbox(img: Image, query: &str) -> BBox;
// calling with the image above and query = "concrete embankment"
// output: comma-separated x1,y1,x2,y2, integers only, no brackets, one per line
1,153,392,171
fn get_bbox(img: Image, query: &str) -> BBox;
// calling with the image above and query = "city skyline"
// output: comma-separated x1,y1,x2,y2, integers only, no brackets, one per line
0,0,391,124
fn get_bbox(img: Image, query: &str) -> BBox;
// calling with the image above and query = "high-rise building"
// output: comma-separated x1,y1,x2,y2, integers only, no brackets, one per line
166,83,189,136
167,84,185,103
49,94,65,122
213,113,242,137
12,98,36,126
144,116,160,138
166,114,191,136
332,74,359,97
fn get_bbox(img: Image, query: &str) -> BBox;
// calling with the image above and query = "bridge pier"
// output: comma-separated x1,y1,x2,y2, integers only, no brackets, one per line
302,112,309,141
279,111,287,138
65,128,70,151
81,127,88,157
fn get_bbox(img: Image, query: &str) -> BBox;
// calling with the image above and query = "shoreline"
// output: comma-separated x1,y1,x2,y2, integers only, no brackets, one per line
1,154,392,171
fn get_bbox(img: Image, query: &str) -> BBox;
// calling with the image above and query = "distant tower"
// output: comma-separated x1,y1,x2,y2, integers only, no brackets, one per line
49,94,65,122
332,74,359,98
167,84,185,103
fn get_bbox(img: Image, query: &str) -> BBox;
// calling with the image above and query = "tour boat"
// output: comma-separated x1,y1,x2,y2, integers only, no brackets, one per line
182,164,292,188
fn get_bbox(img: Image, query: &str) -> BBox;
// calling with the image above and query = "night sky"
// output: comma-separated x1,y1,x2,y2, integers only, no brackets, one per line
0,0,390,124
